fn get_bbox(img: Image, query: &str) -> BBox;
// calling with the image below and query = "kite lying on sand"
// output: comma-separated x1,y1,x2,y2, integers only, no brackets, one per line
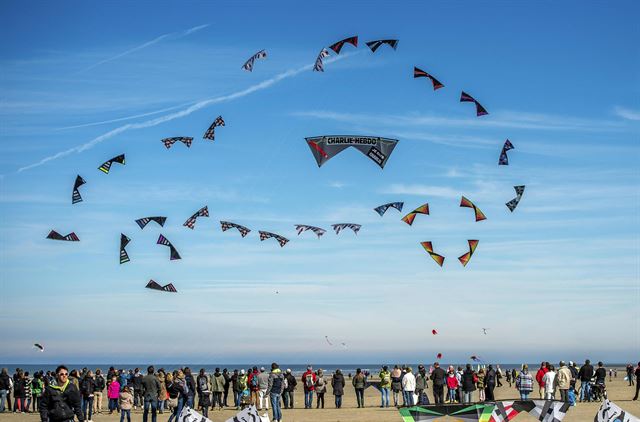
146,280,177,293
98,154,125,174
295,225,326,238
420,241,445,267
329,36,358,54
242,49,267,72
414,67,444,90
220,221,251,237
203,116,225,141
72,175,86,204
259,231,289,247
460,91,488,116
332,223,361,235
305,135,399,169
162,137,193,149
366,39,398,52
374,202,404,216
313,48,331,72
460,196,487,222
499,139,514,165
183,206,209,229
157,234,181,260
46,230,79,241
120,234,131,264
458,239,479,267
135,216,167,229
402,204,429,225
506,185,525,212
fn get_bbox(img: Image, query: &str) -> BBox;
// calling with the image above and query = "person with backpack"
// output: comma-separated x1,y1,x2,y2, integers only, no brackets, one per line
265,363,285,422
195,369,210,417
315,369,327,409
39,365,84,422
92,370,105,415
235,369,247,409
79,371,95,421
378,365,391,408
331,369,345,409
31,372,44,413
283,369,297,409
167,371,186,422
353,368,367,408
248,367,260,409
301,366,317,409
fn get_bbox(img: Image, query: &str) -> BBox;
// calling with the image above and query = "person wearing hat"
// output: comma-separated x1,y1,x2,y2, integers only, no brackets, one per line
556,362,572,402
415,365,429,405
516,364,534,400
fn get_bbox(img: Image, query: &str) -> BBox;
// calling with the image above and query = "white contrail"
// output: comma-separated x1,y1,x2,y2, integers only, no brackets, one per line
77,24,210,73
18,53,355,173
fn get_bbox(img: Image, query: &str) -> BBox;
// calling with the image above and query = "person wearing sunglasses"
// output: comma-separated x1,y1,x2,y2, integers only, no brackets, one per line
39,365,84,422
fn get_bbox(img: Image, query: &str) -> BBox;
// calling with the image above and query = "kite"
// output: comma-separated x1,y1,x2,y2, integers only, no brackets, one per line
420,241,445,267
595,399,639,422
340,342,347,349
259,231,289,247
72,175,86,204
332,223,361,235
436,353,442,359
242,49,267,72
506,185,526,212
98,154,125,174
460,91,488,116
325,336,333,346
499,139,514,165
482,328,489,335
183,206,209,229
366,39,399,52
145,280,177,293
458,240,479,267
431,329,438,335
470,355,482,362
178,407,213,422
33,344,44,352
220,221,251,238
203,116,225,141
329,36,358,54
402,204,429,225
156,234,182,260
295,224,326,238
46,230,79,241
224,405,266,422
135,216,167,229
162,136,193,149
413,67,444,90
398,401,570,422
313,48,330,72
374,202,404,216
460,196,487,222
120,233,131,264
305,135,399,169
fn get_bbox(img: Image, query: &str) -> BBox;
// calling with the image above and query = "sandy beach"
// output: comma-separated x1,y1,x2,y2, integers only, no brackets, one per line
3,371,639,421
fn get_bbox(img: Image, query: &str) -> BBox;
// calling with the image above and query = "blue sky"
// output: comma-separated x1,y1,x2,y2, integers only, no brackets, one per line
0,1,638,364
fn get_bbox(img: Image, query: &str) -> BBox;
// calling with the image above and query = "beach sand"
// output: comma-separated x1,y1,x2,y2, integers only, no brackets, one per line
3,374,639,421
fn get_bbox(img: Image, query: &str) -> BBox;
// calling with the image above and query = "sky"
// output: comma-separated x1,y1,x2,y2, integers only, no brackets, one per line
0,1,638,365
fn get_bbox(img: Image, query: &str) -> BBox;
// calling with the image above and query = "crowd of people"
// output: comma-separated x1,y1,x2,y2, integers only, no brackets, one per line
0,360,638,422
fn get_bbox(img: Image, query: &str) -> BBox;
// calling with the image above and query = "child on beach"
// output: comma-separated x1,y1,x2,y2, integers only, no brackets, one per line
107,376,120,414
446,367,459,403
118,385,133,422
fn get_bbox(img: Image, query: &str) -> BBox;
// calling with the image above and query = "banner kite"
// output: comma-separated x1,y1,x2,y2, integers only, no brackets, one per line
332,223,361,235
157,234,181,260
46,230,79,241
72,175,86,204
366,39,398,52
221,221,251,237
329,36,358,54
183,206,209,229
594,399,639,422
414,67,444,90
242,49,267,72
295,225,326,238
313,48,330,72
499,139,514,165
162,136,193,149
399,400,570,422
458,239,479,267
420,241,445,267
135,216,167,229
120,233,131,264
146,280,177,293
402,204,429,225
460,196,487,222
224,405,270,422
203,116,225,141
460,91,488,116
374,202,404,216
506,185,525,212
179,406,213,422
259,231,289,247
305,135,399,169
98,154,125,174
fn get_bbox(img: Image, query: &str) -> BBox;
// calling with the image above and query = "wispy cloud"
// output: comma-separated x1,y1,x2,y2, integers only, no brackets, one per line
614,106,640,121
77,24,210,73
381,183,460,199
17,54,355,173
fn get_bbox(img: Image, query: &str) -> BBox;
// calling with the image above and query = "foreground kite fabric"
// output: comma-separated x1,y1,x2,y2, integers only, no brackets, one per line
313,48,330,72
414,67,444,90
295,224,326,238
135,216,167,229
329,36,358,54
156,234,181,260
460,91,488,116
220,221,251,237
178,406,212,422
499,139,515,165
98,154,125,174
46,230,79,241
399,400,570,422
460,196,487,222
420,241,445,267
259,231,289,247
120,234,131,264
402,204,430,225
224,405,270,422
305,135,399,168
366,39,399,52
506,185,526,212
374,201,404,216
162,136,193,149
72,175,86,204
242,49,267,72
332,223,361,235
594,399,640,422
145,280,177,293
203,116,225,141
183,205,209,229
458,239,479,267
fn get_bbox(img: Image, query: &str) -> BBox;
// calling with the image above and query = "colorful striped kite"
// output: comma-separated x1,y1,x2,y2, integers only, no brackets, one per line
146,280,177,293
414,67,444,90
421,241,445,267
157,234,181,260
183,206,209,229
506,185,525,212
98,154,125,174
313,48,330,72
402,203,429,225
460,196,487,222
332,223,361,235
460,91,488,116
458,239,479,267
295,225,326,238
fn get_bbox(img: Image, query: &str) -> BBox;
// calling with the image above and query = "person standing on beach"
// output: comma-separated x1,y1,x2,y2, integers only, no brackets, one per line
79,370,95,421
632,362,640,400
461,364,476,404
248,367,260,409
265,363,285,422
107,376,120,414
542,365,557,400
118,386,133,422
196,369,211,415
257,367,270,411
556,362,572,402
627,364,635,386
315,369,327,409
183,368,196,409
496,365,503,387
535,362,548,399
141,366,161,422
445,367,459,404
283,369,296,409
378,365,391,408
515,365,533,400
476,368,486,402
0,368,10,413
331,370,345,409
578,359,594,402
210,368,224,411
430,363,446,404
14,371,26,412
352,368,367,408
415,365,429,405
302,366,317,409
131,369,143,410
92,369,105,415
391,365,402,407
222,369,231,407
31,372,44,413
39,365,84,422
484,365,496,401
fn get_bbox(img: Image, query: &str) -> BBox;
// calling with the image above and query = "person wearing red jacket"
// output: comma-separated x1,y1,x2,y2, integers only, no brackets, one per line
535,362,549,399
247,367,260,409
301,366,317,409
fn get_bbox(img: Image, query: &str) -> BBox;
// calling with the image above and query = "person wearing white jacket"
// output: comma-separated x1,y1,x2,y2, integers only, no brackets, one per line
542,366,557,400
401,367,416,407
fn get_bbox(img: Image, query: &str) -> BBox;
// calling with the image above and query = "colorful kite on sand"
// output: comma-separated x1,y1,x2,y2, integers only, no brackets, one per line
421,241,445,267
402,204,429,225
305,135,399,169
460,196,487,222
458,239,479,267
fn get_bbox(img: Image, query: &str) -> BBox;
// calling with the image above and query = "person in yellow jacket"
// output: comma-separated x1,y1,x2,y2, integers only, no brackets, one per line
556,362,572,402
378,366,391,408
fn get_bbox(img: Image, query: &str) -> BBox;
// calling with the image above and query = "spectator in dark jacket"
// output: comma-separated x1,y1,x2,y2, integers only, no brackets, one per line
13,371,26,412
39,365,84,422
331,370,345,409
461,365,476,404
141,366,162,422
485,366,496,401
79,371,95,421
183,368,196,409
222,369,231,407
578,360,594,402
415,365,429,405
283,369,297,409
265,363,285,422
0,368,11,413
632,362,640,401
430,363,446,404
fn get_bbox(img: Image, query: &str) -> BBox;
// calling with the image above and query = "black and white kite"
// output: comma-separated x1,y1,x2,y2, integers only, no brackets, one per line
259,231,289,247
203,116,225,141
374,202,404,216
332,223,361,235
72,175,86,204
242,49,267,71
183,206,209,229
33,343,44,352
499,139,515,165
220,221,251,238
46,230,79,241
313,48,331,72
162,137,193,149
156,234,181,260
145,280,177,293
305,135,399,169
135,216,167,229
295,224,326,238
98,154,125,174
414,67,444,90
460,91,488,116
120,234,131,264
506,185,526,212
366,39,398,52
329,36,358,54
